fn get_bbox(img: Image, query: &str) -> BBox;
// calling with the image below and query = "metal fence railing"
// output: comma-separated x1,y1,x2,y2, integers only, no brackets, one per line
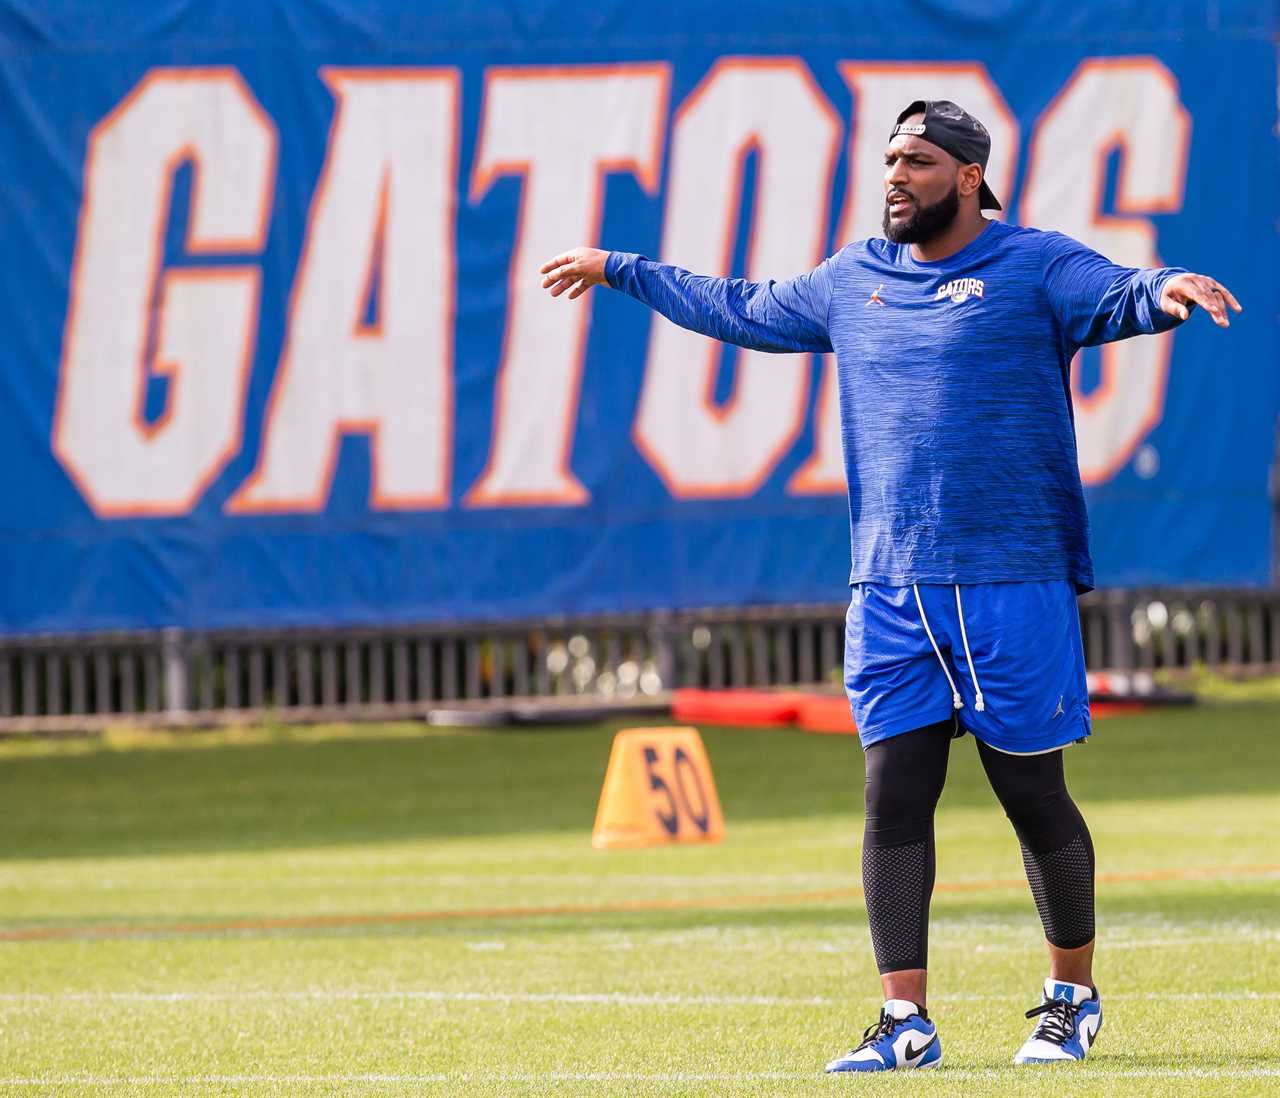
1,588,1277,732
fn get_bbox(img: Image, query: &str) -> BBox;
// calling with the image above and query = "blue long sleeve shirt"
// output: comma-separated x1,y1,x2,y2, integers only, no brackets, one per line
605,220,1186,593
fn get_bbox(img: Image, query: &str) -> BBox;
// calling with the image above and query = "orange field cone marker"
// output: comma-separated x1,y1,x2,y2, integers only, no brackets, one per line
592,727,725,850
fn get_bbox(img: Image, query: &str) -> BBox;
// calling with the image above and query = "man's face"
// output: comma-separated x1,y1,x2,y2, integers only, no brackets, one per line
882,117,962,244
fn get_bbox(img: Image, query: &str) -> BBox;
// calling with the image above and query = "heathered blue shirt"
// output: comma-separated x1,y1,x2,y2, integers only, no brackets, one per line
605,220,1186,592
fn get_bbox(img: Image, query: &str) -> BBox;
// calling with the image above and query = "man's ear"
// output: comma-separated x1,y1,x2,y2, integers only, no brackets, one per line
958,163,983,200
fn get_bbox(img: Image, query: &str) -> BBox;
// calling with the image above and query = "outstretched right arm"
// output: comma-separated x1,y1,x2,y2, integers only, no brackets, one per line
539,247,836,355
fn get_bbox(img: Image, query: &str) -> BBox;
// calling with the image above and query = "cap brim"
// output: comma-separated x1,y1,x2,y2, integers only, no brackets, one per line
978,180,1002,211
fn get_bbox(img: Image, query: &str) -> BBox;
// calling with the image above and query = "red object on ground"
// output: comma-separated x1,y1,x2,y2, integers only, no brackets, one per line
795,694,859,735
1090,700,1152,718
670,688,805,727
670,688,1152,735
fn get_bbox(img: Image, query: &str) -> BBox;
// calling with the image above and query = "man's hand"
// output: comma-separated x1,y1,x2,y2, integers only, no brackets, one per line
540,248,610,300
1159,273,1242,328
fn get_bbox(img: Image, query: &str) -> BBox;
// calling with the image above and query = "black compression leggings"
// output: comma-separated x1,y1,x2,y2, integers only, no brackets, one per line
861,720,1095,974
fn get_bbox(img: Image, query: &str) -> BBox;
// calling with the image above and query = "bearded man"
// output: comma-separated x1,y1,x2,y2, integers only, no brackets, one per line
540,98,1239,1072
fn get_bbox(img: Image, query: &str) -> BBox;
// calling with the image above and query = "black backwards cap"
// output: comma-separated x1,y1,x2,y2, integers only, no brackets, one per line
891,99,1002,211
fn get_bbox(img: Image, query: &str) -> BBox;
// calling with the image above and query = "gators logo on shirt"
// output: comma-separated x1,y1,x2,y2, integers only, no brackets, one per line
936,277,985,304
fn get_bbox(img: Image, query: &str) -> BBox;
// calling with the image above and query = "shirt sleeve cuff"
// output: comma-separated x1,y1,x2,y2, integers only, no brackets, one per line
604,250,640,290
1150,266,1187,302
1147,267,1189,328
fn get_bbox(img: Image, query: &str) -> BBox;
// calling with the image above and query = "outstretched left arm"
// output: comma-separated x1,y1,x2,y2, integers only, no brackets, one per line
1157,272,1242,328
1041,231,1243,347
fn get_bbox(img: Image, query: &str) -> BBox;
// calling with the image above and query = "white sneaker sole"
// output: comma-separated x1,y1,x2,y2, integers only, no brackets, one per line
824,1053,943,1073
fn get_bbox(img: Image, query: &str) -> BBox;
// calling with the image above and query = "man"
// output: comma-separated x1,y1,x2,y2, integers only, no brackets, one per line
539,99,1239,1072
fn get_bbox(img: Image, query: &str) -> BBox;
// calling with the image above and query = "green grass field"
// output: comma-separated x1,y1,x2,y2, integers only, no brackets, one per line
1,701,1278,1096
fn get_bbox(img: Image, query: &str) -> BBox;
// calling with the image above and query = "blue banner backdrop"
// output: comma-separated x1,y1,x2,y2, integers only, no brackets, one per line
0,1,1275,634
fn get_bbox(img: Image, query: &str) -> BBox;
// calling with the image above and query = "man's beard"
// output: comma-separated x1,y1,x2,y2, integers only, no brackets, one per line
882,184,960,244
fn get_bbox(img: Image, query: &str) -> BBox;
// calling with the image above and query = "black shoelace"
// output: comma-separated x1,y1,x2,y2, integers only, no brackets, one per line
1024,999,1078,1046
852,1009,900,1051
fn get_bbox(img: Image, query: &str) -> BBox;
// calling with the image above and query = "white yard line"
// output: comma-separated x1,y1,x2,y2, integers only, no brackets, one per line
3,915,1276,946
0,988,1276,1007
969,933,1280,951
1,1068,1278,1086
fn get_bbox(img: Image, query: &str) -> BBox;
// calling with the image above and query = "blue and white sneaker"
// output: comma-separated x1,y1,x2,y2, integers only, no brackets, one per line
1013,978,1102,1064
825,998,942,1073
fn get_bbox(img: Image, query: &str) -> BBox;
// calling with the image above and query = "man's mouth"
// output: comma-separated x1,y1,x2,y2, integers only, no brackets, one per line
887,191,914,212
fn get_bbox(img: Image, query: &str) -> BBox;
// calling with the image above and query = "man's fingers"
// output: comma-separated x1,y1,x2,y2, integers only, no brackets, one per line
539,252,576,276
1173,273,1243,326
541,247,608,298
1167,277,1228,327
1189,291,1227,326
1187,281,1230,326
541,263,578,288
1214,282,1243,312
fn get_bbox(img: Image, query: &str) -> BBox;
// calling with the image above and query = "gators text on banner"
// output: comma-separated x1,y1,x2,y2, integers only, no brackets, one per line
0,1,1275,633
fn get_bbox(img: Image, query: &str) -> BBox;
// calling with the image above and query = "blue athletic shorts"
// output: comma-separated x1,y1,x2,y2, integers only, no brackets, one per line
844,580,1091,754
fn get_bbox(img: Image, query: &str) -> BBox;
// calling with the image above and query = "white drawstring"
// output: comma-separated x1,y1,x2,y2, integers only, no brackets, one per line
954,586,986,712
912,583,987,713
913,584,963,710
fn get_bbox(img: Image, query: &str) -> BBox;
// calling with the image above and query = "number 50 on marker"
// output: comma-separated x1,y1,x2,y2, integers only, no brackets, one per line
592,727,725,849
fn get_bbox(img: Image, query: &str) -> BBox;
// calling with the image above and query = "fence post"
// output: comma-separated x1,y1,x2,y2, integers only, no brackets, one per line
649,612,678,691
162,628,188,720
1271,412,1279,586
1106,589,1133,671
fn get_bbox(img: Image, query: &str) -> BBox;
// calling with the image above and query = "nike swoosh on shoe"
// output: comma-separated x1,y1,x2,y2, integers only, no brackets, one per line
903,1033,937,1066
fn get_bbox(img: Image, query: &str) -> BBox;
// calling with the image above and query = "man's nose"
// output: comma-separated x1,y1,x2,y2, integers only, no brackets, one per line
885,160,909,189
